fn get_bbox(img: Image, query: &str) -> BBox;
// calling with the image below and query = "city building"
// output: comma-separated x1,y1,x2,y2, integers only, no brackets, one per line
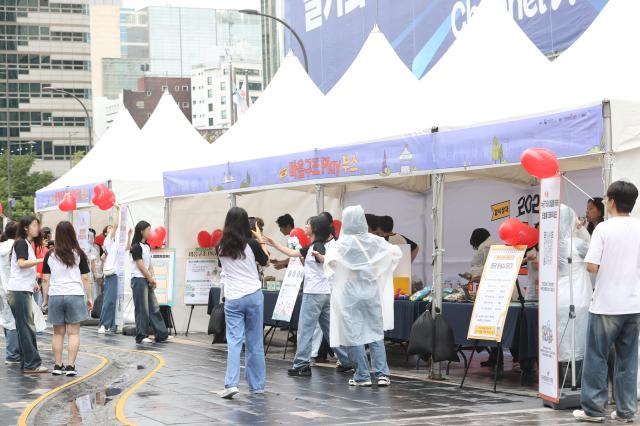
1,0,93,177
89,0,121,98
191,61,263,130
123,77,191,128
260,0,285,87
93,94,122,140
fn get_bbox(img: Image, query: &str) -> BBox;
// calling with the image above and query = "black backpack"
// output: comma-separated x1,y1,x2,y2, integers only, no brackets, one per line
208,302,226,344
407,310,459,363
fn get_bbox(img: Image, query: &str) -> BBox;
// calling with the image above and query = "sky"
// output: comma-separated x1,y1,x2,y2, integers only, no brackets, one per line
123,0,260,11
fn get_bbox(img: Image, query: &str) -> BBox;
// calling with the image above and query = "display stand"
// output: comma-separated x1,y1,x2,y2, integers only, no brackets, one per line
263,321,295,359
460,280,526,393
185,305,206,337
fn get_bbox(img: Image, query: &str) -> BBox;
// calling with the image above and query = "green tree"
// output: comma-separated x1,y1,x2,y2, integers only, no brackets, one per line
0,153,55,219
71,150,86,167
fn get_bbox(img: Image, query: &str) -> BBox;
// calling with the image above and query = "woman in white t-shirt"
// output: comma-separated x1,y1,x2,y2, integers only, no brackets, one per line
266,215,354,377
218,207,269,400
98,223,128,334
0,221,19,365
42,221,92,377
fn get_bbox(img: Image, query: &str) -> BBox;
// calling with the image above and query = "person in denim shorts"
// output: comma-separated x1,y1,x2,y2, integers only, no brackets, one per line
42,221,93,377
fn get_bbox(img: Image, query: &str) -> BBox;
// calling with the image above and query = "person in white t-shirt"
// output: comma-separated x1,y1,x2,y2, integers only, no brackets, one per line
0,221,19,365
266,215,354,378
272,213,300,270
42,221,92,377
574,181,640,423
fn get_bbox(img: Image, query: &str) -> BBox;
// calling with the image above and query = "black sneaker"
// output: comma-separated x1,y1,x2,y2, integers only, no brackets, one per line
336,364,354,373
288,366,312,377
64,365,78,377
52,364,65,376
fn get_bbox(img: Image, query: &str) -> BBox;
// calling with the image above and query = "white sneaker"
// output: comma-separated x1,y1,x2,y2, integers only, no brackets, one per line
348,378,372,387
220,387,239,399
611,411,634,423
140,337,153,344
98,326,106,334
573,410,605,423
377,376,391,387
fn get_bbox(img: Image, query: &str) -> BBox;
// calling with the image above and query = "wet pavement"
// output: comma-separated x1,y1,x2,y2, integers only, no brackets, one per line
0,328,590,425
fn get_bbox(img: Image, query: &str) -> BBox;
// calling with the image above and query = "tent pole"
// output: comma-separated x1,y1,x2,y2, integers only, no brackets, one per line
430,172,445,380
602,100,613,219
315,184,325,214
228,193,237,208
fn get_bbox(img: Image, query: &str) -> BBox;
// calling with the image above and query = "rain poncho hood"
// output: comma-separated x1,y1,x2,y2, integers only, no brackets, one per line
325,205,402,347
557,204,592,362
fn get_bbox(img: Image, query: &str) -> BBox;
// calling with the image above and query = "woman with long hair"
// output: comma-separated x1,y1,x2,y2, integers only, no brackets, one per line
324,206,401,387
130,221,170,344
586,197,605,235
98,223,118,334
0,221,19,365
266,215,354,377
6,216,46,373
218,207,269,399
41,221,92,376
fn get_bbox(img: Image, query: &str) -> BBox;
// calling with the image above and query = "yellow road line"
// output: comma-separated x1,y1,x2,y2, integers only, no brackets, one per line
18,352,109,426
115,350,165,426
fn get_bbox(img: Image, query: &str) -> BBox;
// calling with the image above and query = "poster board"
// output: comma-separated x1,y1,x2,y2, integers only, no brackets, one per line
184,247,220,306
73,211,91,254
467,245,526,341
151,248,176,306
272,258,304,322
115,205,128,327
538,175,562,402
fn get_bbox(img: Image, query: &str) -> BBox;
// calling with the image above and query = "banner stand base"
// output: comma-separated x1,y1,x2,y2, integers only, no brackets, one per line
543,390,581,410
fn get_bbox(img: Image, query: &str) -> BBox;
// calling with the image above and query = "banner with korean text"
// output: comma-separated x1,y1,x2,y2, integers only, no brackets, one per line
538,175,562,402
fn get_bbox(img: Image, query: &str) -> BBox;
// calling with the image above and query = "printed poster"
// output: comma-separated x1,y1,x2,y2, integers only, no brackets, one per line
151,248,176,307
538,175,562,402
272,258,304,322
467,245,526,341
73,211,91,254
184,247,221,306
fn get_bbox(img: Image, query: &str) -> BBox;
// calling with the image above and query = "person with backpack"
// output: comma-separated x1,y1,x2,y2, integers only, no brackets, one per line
41,221,92,376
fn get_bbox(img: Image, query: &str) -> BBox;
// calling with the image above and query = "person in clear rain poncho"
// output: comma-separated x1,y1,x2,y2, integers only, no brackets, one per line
558,204,593,362
324,205,401,387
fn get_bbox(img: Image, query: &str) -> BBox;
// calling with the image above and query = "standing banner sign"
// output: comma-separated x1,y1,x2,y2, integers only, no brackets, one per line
115,205,128,328
468,245,526,341
73,211,91,254
538,175,562,402
272,258,305,322
184,247,221,305
151,248,176,306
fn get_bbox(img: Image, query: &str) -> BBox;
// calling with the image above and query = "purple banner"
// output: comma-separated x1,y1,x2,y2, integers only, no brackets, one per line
285,0,607,93
36,182,105,211
163,105,603,198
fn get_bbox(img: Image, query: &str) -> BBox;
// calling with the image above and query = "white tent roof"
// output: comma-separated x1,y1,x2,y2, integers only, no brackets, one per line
312,26,421,146
36,108,147,208
140,91,211,172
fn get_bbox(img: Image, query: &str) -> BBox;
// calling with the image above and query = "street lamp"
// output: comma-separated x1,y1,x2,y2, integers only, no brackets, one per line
42,87,93,150
239,9,309,74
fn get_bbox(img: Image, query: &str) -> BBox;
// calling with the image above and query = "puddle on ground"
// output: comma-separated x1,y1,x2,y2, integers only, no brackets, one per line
71,387,122,413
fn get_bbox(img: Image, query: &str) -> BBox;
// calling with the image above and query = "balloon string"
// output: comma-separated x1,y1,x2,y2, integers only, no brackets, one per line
561,175,594,200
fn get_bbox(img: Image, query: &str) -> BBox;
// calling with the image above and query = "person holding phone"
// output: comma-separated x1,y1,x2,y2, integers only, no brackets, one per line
130,221,170,344
41,221,92,376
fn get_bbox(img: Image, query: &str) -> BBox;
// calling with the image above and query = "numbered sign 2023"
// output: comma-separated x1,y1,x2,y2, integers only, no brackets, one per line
517,194,540,217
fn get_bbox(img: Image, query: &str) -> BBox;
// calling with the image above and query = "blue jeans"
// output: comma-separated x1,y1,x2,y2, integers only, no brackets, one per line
7,291,41,369
292,293,352,370
4,328,21,362
581,313,640,419
224,290,265,391
131,277,168,343
346,340,389,382
99,274,118,331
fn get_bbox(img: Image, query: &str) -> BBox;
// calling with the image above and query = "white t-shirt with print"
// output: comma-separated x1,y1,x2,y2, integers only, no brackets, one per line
102,236,117,274
301,239,334,295
584,216,640,315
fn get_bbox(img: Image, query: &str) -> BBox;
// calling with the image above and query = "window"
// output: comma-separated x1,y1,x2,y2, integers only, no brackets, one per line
220,82,226,91
192,100,196,105
181,102,188,108
146,90,151,96
208,103,213,112
192,114,196,119
220,96,226,105
251,96,258,104
207,89,213,98
207,77,212,85
161,85,168,91
182,85,188,91
223,68,228,75
135,101,144,109
174,85,180,91
221,110,227,119
192,86,195,91
208,117,214,126
247,82,262,91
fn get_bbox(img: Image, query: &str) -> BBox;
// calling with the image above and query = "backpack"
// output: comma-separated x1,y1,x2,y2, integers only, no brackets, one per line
208,302,226,344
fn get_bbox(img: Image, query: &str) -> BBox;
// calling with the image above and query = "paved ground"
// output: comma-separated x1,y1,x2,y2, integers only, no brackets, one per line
0,327,601,425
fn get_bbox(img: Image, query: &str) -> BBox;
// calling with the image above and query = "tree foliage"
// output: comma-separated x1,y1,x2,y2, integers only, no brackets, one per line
0,153,55,219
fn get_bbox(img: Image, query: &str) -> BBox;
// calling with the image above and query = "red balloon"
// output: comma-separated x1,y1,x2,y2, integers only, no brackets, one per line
92,184,109,207
0,202,4,216
210,229,223,247
58,192,77,212
197,230,212,248
97,189,116,211
521,148,559,179
290,227,311,248
333,219,342,237
147,226,167,249
519,225,539,249
498,218,526,246
95,234,105,246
